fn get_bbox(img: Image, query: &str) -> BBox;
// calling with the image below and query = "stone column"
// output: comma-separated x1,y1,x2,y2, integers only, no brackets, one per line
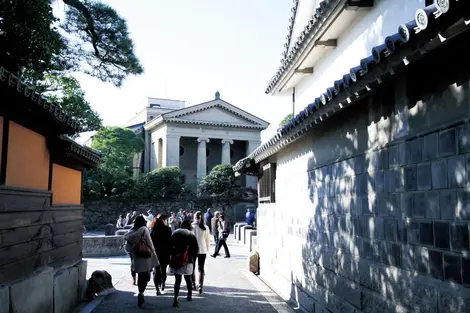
197,137,210,181
143,130,151,173
246,140,261,188
221,139,234,164
165,135,181,167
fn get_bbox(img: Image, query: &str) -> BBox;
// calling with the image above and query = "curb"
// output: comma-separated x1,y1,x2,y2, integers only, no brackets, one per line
241,269,296,313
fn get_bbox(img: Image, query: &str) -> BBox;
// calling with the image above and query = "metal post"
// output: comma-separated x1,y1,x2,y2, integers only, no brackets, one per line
292,87,296,116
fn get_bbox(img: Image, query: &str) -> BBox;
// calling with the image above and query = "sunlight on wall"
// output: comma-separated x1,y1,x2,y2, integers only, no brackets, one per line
51,164,82,205
6,121,49,190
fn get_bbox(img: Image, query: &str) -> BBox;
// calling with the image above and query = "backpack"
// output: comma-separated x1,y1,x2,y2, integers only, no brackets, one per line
170,245,189,268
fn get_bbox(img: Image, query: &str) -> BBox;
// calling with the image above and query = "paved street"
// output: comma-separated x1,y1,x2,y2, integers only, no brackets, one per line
83,239,294,313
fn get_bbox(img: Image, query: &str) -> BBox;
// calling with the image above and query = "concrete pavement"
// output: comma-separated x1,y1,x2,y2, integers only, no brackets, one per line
80,239,295,313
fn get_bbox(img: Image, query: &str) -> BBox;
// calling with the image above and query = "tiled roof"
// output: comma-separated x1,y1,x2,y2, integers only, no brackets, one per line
57,135,103,167
235,0,469,174
0,67,81,133
282,0,300,60
266,0,342,94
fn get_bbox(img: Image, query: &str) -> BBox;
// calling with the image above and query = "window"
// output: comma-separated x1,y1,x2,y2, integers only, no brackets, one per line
259,163,276,203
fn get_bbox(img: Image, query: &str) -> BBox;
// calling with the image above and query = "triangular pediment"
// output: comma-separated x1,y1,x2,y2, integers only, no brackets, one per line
162,99,269,129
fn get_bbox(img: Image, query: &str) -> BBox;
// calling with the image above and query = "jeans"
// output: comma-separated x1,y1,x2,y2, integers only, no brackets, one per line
153,262,168,289
213,238,230,257
213,232,219,247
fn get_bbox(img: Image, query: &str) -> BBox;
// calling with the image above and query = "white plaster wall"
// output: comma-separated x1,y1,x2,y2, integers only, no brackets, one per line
149,125,167,171
294,0,427,110
166,135,180,167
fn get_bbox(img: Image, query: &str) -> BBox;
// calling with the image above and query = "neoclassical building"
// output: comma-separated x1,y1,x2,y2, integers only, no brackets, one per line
125,92,269,189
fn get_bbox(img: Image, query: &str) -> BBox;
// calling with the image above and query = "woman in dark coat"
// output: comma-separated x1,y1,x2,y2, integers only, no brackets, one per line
150,214,172,295
124,216,159,308
168,219,199,307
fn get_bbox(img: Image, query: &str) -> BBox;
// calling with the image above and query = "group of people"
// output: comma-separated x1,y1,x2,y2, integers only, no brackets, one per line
122,208,231,308
116,210,148,228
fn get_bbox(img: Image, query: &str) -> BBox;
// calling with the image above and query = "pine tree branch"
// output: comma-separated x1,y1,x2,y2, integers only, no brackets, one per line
62,0,100,57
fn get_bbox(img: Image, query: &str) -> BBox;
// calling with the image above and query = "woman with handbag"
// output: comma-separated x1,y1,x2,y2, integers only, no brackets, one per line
211,214,231,258
124,216,159,308
168,219,199,308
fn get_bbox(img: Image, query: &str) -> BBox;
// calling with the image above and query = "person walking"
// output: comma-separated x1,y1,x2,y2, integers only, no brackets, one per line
203,208,213,230
168,220,199,308
169,212,178,232
124,216,159,308
150,214,172,295
191,211,211,294
211,214,231,258
211,211,220,246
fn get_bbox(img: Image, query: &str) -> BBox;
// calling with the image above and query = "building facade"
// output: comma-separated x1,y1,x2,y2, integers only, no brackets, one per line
0,67,101,313
126,92,269,189
235,1,470,312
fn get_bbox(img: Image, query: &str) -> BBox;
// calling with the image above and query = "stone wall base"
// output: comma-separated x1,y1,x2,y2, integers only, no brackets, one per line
0,260,87,313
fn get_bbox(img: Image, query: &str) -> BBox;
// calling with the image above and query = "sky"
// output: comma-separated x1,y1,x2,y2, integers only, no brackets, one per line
54,0,294,143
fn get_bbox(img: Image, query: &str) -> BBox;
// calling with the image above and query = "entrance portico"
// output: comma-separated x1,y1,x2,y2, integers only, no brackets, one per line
142,93,267,189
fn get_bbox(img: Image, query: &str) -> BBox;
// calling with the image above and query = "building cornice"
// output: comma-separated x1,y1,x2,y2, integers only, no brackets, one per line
235,0,469,175
164,118,267,129
266,0,375,94
143,98,270,131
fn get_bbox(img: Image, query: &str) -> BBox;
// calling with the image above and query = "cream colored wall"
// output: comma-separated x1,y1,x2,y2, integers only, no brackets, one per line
6,121,49,190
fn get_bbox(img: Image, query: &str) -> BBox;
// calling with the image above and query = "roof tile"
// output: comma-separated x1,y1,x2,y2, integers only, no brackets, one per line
235,0,469,174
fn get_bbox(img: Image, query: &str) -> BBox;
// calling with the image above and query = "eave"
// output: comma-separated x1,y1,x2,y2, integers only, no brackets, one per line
235,0,470,175
267,0,375,95
48,136,103,171
0,67,81,136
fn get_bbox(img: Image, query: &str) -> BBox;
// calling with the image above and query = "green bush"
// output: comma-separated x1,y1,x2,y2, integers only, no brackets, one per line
198,164,237,196
128,166,189,201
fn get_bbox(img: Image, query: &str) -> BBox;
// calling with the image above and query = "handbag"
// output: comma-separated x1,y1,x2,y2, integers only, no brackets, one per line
222,232,229,239
170,245,189,268
134,231,152,258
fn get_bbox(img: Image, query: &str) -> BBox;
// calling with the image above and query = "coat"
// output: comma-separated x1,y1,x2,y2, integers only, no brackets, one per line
211,216,219,234
170,229,199,266
124,226,159,273
218,221,229,237
150,223,172,264
191,221,211,254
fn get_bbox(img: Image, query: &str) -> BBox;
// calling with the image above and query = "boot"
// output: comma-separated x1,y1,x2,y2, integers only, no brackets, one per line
198,271,204,294
137,293,144,308
191,272,196,290
156,286,162,296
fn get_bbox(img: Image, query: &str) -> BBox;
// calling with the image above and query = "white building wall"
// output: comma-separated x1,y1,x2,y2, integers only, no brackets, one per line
293,0,427,111
149,125,166,171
